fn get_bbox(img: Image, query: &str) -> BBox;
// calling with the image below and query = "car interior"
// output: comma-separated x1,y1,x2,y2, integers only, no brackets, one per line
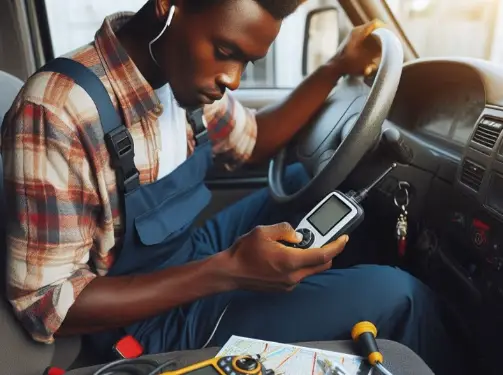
2,0,503,374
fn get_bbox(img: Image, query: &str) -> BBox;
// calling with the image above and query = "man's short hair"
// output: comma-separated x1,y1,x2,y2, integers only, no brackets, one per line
188,0,304,20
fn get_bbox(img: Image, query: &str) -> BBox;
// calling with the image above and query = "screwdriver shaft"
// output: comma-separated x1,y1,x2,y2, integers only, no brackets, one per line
375,362,394,375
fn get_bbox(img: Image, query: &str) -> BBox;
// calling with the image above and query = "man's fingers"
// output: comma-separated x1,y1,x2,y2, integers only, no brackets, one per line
362,19,385,38
322,234,349,254
259,222,301,243
292,235,349,268
351,20,384,66
364,63,377,76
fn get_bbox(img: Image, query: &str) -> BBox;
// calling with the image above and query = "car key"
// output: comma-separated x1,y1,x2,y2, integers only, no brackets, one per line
394,181,410,257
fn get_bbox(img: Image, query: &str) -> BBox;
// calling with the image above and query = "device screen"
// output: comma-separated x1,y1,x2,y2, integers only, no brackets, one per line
307,195,352,236
189,366,220,375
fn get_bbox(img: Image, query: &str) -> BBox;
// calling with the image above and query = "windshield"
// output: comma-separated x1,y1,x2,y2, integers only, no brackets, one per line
386,0,503,63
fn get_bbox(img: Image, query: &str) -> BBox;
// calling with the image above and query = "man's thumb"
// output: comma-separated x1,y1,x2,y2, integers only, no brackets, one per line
264,222,302,243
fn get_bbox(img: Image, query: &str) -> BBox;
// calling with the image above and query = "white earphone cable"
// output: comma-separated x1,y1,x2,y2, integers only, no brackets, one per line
149,5,176,66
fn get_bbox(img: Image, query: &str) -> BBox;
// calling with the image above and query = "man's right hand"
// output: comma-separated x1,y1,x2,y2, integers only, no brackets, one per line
55,222,346,336
224,222,348,292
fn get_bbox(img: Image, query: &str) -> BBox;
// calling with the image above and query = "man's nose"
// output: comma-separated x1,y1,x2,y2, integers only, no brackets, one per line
216,65,243,92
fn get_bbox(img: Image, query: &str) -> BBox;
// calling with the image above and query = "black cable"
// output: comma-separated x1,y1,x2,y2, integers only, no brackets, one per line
91,357,178,375
91,358,162,375
145,359,177,375
100,369,143,375
348,163,398,204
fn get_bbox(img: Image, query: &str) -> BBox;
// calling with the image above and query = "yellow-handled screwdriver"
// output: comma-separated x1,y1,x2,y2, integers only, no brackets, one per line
351,321,394,375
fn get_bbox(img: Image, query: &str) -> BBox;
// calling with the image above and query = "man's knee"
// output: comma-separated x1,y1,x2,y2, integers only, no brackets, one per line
283,163,310,195
353,265,434,319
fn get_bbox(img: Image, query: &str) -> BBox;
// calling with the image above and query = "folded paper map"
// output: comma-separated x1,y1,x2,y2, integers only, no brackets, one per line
217,336,371,375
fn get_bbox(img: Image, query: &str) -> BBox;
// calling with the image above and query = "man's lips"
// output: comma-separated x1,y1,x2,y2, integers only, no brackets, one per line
200,90,223,102
192,88,224,105
197,94,213,105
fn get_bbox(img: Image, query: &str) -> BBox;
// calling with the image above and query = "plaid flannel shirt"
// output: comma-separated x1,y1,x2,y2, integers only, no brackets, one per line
1,12,257,344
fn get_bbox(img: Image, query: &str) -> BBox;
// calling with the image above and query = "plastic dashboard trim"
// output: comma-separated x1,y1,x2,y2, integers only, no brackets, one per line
457,106,503,221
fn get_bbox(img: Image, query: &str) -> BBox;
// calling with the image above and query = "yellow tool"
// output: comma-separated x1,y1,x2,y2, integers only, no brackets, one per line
161,354,274,375
351,321,394,375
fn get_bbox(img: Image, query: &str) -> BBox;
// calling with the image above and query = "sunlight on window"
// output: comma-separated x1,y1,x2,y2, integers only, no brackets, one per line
409,0,431,12
386,0,503,63
45,0,145,57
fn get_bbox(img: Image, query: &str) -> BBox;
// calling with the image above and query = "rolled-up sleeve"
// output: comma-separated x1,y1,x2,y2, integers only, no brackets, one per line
203,92,258,171
2,101,98,344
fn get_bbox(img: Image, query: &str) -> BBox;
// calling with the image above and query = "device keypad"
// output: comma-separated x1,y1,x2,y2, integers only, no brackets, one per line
295,228,315,249
278,228,315,249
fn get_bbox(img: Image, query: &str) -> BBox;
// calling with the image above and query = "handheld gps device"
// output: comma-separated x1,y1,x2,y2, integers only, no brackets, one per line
281,163,397,249
290,191,364,249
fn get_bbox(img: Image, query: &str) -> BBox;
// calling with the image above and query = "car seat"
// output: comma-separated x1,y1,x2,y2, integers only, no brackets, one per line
0,69,93,375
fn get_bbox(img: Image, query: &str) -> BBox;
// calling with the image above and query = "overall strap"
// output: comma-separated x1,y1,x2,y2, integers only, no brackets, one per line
38,58,140,249
186,107,209,146
38,57,140,195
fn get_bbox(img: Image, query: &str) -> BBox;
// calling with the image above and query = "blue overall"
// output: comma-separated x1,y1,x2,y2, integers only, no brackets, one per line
41,59,463,375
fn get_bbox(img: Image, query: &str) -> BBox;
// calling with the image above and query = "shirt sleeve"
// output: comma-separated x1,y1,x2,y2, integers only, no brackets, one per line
2,101,98,344
203,91,258,171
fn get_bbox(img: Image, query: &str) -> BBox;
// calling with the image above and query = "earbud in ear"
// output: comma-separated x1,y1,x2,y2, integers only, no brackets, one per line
149,5,176,66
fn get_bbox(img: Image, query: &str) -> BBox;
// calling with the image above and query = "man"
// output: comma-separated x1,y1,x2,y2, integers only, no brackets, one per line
2,0,460,374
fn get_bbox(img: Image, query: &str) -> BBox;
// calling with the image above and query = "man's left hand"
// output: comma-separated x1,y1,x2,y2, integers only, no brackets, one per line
330,19,385,77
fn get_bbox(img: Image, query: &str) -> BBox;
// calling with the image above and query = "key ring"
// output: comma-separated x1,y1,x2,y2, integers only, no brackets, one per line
393,181,410,208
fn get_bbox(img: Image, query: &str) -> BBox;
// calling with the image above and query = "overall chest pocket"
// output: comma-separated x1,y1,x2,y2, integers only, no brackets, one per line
134,182,212,246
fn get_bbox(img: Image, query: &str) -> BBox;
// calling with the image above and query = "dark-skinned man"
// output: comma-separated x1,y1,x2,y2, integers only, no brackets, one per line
2,1,461,374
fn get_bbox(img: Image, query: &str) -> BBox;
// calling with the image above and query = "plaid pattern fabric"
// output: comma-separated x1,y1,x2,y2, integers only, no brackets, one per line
1,12,257,344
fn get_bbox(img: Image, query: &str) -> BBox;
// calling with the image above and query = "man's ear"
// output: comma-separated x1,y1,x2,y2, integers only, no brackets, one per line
154,0,173,20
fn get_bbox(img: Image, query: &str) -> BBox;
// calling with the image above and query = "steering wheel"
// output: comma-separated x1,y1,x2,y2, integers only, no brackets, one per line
268,28,404,206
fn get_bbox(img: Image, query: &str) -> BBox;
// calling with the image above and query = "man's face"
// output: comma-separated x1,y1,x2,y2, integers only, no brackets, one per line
153,0,282,108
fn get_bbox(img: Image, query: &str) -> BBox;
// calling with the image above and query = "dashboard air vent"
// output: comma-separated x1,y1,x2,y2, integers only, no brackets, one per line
472,118,503,149
460,159,485,191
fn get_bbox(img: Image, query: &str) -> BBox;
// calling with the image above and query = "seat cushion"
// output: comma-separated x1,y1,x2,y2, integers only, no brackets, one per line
0,299,55,375
0,70,23,124
65,340,434,375
0,69,86,374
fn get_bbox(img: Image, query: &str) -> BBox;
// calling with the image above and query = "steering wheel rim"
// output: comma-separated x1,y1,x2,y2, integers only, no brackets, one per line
268,28,404,206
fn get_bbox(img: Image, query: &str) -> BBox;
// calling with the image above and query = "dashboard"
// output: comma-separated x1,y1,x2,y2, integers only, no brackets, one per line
388,61,486,148
381,57,503,310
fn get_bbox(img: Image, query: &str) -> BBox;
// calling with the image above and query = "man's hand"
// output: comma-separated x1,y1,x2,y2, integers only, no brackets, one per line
330,19,385,77
224,223,348,292
249,20,386,165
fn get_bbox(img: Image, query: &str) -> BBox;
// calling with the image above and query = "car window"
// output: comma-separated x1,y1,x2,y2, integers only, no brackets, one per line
43,0,350,89
386,0,503,64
